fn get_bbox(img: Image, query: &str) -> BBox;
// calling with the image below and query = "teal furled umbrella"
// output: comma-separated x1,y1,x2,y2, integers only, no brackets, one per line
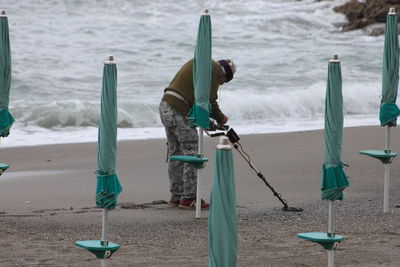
189,10,212,218
0,10,14,175
380,8,400,127
359,7,399,212
190,9,212,218
298,55,348,267
208,136,237,267
321,56,350,201
75,56,122,267
95,57,122,210
0,10,14,138
322,55,349,267
188,9,212,130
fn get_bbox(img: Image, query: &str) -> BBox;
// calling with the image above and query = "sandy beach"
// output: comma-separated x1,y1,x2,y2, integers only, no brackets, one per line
1,125,400,266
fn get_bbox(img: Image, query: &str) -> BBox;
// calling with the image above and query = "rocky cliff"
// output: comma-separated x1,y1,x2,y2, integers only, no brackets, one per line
333,0,400,35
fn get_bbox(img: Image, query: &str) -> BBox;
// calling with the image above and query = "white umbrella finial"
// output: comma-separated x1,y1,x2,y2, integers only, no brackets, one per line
202,9,210,16
104,56,116,65
389,7,396,15
0,10,7,17
217,136,232,150
330,55,340,63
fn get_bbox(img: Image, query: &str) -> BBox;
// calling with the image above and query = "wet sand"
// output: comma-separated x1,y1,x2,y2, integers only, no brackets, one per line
0,125,400,266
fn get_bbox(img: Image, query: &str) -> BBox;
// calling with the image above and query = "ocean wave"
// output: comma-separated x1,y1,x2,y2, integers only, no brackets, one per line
9,79,382,130
10,99,161,129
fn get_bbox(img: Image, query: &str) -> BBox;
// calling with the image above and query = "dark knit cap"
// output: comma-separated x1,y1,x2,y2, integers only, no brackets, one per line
218,59,234,82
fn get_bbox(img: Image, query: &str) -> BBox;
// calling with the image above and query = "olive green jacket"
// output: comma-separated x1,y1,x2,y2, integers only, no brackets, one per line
162,59,225,123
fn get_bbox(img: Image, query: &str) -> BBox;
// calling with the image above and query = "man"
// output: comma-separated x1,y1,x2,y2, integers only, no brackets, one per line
159,58,236,210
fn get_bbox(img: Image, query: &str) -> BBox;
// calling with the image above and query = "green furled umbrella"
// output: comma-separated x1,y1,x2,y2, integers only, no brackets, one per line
96,57,122,209
188,10,212,130
0,10,15,138
380,9,400,126
321,56,350,201
190,9,212,218
297,55,347,267
76,57,122,265
208,137,237,267
359,8,399,213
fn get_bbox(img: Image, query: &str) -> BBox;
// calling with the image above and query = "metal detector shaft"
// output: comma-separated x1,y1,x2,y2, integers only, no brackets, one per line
232,143,289,209
207,128,303,212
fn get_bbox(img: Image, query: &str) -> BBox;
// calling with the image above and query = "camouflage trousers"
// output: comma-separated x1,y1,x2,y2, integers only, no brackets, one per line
159,101,198,201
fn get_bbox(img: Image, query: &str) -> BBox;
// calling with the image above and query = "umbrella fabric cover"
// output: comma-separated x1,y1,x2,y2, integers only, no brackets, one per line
188,12,212,129
96,62,122,209
0,14,14,137
380,11,400,126
321,60,350,200
208,146,237,267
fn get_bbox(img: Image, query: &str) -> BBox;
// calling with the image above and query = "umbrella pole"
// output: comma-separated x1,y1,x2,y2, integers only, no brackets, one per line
195,127,204,218
328,200,335,267
383,126,391,212
101,208,109,267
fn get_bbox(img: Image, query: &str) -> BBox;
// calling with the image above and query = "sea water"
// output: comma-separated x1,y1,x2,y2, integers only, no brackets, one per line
0,0,387,147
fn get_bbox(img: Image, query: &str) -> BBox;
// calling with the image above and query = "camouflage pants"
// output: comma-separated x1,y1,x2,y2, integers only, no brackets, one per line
159,101,198,201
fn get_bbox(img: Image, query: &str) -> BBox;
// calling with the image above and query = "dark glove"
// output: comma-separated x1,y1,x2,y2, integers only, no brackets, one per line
209,120,229,131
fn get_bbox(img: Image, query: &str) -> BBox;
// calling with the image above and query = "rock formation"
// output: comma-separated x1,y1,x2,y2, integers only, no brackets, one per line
333,0,400,35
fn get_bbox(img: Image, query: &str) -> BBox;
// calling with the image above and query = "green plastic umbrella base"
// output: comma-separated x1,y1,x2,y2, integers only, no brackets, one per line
169,155,208,169
0,162,9,175
75,240,120,259
359,150,397,164
297,232,344,250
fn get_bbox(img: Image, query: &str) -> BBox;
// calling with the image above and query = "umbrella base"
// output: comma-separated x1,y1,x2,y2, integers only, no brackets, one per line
169,155,208,169
0,162,9,175
359,150,397,164
75,240,120,259
297,232,344,250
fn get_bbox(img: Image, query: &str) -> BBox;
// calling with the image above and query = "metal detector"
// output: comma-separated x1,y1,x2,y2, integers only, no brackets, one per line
207,126,303,212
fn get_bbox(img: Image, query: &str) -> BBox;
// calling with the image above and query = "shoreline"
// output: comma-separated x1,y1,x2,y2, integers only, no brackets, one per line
0,125,400,266
3,113,379,148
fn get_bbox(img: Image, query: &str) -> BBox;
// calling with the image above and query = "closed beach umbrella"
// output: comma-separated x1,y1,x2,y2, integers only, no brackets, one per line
188,9,212,130
379,8,399,212
359,8,399,213
322,55,349,267
321,55,349,201
96,56,122,209
75,57,122,266
189,9,212,218
297,56,348,267
208,136,237,267
96,56,122,267
0,10,14,137
380,8,400,126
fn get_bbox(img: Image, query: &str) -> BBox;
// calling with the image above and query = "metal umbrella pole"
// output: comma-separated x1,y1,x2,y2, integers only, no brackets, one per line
101,209,109,267
327,201,335,267
383,125,391,212
383,126,391,212
196,127,204,218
